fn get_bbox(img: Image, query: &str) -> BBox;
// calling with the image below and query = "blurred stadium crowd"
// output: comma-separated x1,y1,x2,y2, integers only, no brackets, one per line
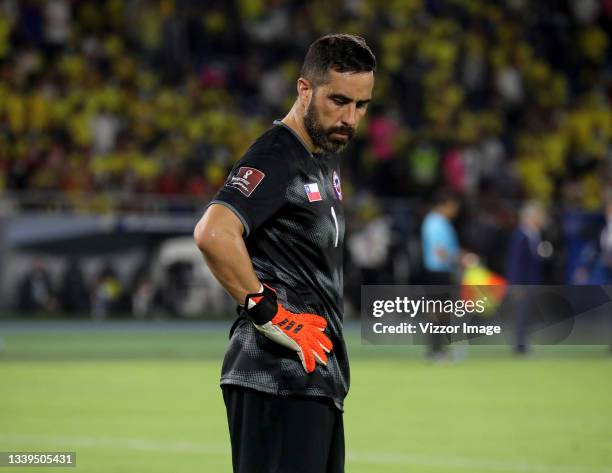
2,0,612,204
1,0,612,316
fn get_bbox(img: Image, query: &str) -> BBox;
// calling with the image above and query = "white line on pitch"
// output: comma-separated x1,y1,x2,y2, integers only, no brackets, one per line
0,433,610,473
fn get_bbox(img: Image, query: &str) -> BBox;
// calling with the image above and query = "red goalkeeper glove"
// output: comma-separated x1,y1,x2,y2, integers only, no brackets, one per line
245,284,333,373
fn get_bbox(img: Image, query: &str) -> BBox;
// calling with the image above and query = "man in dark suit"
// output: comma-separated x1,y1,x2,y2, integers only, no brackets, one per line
505,202,546,354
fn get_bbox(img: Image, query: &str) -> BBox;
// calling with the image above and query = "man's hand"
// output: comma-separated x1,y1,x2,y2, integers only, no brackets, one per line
245,285,333,373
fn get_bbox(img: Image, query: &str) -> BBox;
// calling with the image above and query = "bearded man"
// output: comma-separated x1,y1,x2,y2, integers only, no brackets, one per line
194,34,376,473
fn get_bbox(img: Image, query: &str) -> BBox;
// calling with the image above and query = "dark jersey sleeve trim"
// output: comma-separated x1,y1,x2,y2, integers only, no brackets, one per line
207,200,252,237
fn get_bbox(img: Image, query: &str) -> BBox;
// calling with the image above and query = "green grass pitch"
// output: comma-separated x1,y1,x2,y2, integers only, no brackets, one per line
0,325,611,473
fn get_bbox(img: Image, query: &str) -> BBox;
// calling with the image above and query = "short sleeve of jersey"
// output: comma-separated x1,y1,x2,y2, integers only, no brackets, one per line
210,151,292,237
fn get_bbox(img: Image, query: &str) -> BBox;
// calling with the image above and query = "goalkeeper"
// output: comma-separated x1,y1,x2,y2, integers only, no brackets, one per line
194,34,376,473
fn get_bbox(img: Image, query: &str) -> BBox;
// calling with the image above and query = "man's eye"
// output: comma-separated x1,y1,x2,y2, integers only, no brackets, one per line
357,103,368,109
332,98,347,105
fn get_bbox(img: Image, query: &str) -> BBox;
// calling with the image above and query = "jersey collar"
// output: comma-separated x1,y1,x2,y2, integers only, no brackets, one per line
273,119,313,158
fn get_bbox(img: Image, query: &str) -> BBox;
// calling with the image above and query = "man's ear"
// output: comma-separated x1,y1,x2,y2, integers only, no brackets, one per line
297,78,313,110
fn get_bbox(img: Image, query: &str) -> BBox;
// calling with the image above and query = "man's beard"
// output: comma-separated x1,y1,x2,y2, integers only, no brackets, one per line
303,100,355,154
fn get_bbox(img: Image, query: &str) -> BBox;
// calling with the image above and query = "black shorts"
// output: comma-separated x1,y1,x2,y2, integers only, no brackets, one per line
222,386,345,473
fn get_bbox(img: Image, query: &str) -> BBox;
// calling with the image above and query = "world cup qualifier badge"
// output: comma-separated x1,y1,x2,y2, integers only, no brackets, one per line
227,167,265,197
332,170,342,201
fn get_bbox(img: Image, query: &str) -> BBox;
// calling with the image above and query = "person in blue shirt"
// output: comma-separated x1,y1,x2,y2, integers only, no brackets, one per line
422,191,461,281
420,191,461,358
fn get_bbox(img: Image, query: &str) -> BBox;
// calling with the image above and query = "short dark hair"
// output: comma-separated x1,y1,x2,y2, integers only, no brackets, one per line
300,34,376,87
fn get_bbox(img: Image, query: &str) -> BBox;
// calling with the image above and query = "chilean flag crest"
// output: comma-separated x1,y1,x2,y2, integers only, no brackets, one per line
304,183,322,202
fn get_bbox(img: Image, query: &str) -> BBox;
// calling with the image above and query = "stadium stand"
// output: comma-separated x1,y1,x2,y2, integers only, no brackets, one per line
0,0,611,315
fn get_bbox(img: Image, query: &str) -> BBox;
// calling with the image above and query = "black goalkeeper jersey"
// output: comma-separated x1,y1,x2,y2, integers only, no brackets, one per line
210,120,348,410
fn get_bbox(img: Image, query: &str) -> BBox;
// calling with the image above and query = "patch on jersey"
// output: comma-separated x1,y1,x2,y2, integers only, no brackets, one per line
332,170,342,201
228,167,265,197
304,183,322,202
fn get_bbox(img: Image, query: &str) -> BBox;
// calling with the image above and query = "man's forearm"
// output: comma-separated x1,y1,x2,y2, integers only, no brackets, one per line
194,204,263,304
198,230,262,304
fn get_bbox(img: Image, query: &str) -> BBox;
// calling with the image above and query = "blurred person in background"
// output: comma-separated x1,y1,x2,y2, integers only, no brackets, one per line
573,226,607,285
605,197,612,352
421,191,461,284
195,34,375,473
506,201,547,355
574,195,612,284
347,196,392,286
161,260,193,317
58,256,89,315
420,190,461,359
91,265,123,320
130,262,155,320
17,259,57,315
600,196,612,284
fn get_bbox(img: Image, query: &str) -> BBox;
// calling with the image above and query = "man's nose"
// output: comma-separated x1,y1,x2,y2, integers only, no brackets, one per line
341,103,357,128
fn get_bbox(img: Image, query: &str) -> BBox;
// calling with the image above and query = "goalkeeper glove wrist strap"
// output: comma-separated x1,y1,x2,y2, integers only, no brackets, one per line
244,284,276,325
